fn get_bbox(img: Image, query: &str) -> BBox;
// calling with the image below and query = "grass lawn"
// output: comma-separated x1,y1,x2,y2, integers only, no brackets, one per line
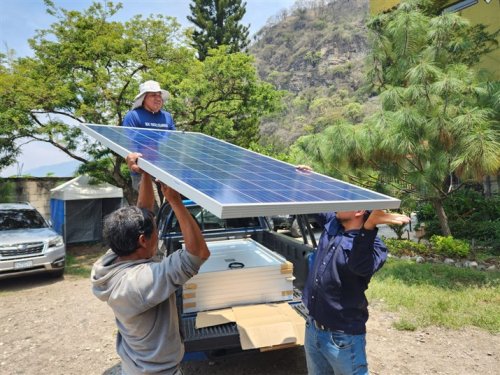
367,258,500,333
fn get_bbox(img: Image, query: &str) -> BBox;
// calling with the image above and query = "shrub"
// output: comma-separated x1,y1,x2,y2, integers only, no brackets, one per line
312,20,326,30
416,189,500,252
0,180,15,202
429,235,470,258
384,238,430,257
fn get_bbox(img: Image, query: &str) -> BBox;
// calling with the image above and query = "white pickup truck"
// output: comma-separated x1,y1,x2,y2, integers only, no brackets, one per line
157,199,317,360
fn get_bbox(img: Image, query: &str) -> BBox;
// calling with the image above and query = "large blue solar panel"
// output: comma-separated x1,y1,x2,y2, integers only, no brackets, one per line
80,124,401,218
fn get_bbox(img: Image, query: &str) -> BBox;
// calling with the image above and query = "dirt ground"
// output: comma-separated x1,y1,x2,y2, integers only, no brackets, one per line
0,247,498,375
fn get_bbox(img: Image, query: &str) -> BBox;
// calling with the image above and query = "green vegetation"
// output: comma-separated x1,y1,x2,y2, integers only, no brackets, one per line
430,235,471,258
292,0,500,238
417,189,500,252
188,0,250,61
251,0,372,151
385,235,484,259
383,238,430,257
65,254,92,277
0,0,280,203
0,180,15,202
64,247,103,277
367,258,500,333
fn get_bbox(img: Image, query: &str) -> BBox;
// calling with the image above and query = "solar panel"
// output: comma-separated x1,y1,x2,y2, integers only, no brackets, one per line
80,124,401,218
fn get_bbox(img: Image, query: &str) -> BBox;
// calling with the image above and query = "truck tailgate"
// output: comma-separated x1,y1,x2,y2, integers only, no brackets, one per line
182,290,307,353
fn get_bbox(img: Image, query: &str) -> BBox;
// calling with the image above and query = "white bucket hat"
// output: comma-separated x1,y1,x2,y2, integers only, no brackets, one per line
132,80,169,110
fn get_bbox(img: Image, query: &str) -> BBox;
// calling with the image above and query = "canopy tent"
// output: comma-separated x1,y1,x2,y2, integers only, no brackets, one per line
50,175,123,244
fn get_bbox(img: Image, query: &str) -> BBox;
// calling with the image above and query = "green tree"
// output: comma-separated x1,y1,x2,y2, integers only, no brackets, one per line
0,52,22,168
0,1,188,203
0,1,280,203
187,0,250,61
292,0,500,236
170,47,282,148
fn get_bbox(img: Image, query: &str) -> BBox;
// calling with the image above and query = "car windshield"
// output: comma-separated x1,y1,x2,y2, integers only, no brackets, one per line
0,209,48,230
167,206,260,233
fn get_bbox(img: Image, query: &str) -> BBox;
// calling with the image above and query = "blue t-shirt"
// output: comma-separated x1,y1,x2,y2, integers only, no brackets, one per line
122,107,176,130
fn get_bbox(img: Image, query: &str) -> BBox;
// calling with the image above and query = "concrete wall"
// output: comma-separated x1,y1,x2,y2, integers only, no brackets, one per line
0,177,71,219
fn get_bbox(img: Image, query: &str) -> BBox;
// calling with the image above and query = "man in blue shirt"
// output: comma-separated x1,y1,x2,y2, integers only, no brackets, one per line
301,170,409,374
123,80,176,130
123,80,176,194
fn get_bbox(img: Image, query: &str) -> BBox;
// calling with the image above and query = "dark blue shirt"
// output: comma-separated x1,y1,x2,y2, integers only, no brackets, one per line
122,108,176,130
302,212,388,334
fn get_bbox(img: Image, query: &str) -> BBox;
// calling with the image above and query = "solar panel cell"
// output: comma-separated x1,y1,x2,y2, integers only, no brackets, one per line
80,124,401,218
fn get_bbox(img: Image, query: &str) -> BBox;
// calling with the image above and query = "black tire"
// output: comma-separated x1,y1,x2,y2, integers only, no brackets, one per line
49,268,65,278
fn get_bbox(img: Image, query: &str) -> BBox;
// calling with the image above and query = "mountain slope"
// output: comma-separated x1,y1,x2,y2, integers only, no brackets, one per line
251,0,369,93
24,161,81,177
249,0,373,151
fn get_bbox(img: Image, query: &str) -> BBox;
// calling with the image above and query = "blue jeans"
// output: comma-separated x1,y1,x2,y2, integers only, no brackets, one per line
304,318,368,375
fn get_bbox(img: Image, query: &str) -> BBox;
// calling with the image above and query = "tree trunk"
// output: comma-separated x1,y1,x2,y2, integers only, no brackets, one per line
121,181,162,210
432,199,451,236
484,175,492,197
122,184,138,206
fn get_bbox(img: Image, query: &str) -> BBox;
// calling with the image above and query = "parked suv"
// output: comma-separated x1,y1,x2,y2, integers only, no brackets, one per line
0,202,66,279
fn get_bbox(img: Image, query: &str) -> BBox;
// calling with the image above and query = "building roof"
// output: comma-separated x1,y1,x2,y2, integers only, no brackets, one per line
50,175,123,201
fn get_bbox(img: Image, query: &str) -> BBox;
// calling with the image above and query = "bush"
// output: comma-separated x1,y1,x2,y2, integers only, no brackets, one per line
0,180,15,202
429,235,470,258
416,189,500,251
384,238,430,257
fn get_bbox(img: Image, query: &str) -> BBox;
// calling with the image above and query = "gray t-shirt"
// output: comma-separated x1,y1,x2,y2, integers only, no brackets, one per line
91,248,204,374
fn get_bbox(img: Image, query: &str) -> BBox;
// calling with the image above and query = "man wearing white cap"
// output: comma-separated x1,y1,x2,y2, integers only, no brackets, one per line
123,80,176,196
123,80,176,130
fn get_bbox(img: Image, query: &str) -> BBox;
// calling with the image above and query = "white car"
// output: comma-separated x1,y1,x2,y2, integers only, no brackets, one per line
0,202,66,279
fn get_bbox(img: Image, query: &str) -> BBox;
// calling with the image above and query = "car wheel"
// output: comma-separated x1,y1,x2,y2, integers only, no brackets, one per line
49,268,65,278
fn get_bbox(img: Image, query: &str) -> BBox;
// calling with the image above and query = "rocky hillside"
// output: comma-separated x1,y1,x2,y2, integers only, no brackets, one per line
249,0,374,151
251,0,370,93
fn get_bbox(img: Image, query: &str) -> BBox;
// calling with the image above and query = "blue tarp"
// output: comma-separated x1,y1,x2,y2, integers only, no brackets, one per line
50,199,65,236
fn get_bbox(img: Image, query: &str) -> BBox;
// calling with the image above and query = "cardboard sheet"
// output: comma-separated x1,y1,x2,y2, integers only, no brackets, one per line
196,308,236,329
195,303,305,350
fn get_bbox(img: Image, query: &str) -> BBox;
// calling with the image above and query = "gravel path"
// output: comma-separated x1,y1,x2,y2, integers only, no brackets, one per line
0,273,498,375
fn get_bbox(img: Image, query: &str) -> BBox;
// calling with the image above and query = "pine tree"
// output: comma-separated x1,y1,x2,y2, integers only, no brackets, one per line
292,0,499,236
187,0,250,60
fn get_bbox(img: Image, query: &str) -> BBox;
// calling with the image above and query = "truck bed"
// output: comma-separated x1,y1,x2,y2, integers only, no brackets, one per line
182,290,307,353
158,204,314,356
178,229,313,355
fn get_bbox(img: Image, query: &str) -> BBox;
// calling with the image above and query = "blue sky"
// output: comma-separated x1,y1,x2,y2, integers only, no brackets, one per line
0,0,296,177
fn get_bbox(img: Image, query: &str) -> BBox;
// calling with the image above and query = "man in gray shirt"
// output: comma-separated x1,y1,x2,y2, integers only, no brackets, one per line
91,152,210,375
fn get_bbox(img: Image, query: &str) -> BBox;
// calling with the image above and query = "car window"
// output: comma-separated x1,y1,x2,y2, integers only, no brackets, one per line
225,217,260,229
172,207,226,232
165,206,260,234
0,209,48,230
195,209,225,231
167,206,204,233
